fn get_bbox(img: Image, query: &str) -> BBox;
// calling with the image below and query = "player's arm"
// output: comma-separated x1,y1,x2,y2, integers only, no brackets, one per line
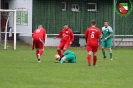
43,29,46,43
84,29,88,37
54,30,62,39
32,36,35,50
105,27,113,40
70,30,74,44
98,29,102,46
32,30,35,50
100,27,104,39
105,34,113,40
100,32,103,41
98,37,101,46
32,39,35,50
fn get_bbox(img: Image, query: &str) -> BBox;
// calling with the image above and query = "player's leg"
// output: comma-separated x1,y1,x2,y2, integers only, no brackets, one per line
60,56,67,63
37,38,45,62
36,48,39,58
101,41,106,59
92,46,98,66
39,38,45,54
86,46,92,66
37,48,44,62
57,43,64,57
102,47,106,59
33,39,41,62
93,52,97,66
109,48,113,60
63,42,70,53
69,55,76,63
60,54,76,63
57,48,62,57
35,48,41,62
107,39,113,60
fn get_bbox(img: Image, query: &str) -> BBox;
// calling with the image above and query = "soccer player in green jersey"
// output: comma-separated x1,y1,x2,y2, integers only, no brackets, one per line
59,50,76,63
101,21,113,60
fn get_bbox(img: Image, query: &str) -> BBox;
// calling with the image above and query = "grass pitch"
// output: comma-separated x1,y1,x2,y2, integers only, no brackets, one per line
0,46,133,88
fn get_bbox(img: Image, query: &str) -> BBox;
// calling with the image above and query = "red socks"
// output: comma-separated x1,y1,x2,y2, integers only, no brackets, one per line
36,49,44,60
36,49,44,56
63,49,66,54
87,54,97,66
39,49,44,55
93,56,97,66
36,50,39,58
57,50,62,57
87,54,91,65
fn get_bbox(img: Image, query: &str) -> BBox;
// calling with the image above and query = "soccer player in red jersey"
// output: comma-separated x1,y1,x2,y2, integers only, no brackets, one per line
84,20,101,66
54,24,74,58
32,25,46,63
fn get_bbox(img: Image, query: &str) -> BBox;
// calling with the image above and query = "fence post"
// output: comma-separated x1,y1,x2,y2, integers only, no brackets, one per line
113,0,116,47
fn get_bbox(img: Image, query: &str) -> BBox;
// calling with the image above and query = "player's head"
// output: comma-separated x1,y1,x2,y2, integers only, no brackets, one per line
104,21,109,27
91,20,96,26
63,24,68,29
38,25,43,28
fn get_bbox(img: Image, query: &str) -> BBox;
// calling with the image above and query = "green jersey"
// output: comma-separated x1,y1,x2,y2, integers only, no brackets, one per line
102,26,113,40
63,50,74,56
101,26,113,48
63,50,76,63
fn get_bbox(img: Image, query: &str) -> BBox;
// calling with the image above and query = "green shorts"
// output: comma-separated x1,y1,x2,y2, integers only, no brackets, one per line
65,54,76,63
102,38,112,48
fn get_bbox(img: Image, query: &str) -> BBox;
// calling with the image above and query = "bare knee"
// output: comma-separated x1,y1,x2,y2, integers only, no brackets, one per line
93,52,97,56
63,48,67,51
57,48,61,50
101,47,104,50
62,56,66,60
36,48,39,51
88,51,92,55
108,48,112,51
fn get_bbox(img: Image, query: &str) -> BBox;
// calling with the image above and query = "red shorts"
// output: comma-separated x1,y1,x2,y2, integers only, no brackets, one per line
58,42,70,49
33,38,44,49
86,45,98,52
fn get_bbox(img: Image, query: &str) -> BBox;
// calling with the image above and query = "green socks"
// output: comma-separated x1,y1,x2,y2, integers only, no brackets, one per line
110,51,112,59
60,59,64,63
102,49,113,59
102,49,106,57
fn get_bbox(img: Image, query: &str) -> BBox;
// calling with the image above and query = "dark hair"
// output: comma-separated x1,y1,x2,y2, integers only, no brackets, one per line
63,24,68,26
104,20,108,22
91,20,96,25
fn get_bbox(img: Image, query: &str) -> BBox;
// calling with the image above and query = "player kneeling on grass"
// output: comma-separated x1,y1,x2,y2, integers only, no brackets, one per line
56,50,76,63
32,25,46,63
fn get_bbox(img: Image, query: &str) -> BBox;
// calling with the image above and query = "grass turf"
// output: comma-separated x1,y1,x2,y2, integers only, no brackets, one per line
0,46,133,88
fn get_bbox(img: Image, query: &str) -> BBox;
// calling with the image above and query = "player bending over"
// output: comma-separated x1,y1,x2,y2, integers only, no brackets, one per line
54,24,74,57
57,50,76,63
101,21,113,60
32,25,46,63
84,20,101,66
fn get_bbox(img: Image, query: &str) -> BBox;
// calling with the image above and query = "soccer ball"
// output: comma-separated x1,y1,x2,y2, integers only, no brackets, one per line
55,54,60,60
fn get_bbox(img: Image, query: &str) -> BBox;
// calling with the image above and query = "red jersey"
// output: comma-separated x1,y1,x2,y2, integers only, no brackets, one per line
84,27,101,46
33,28,46,41
56,28,74,43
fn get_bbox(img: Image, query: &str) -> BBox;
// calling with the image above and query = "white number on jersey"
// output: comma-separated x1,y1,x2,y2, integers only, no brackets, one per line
91,32,95,38
36,29,40,33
